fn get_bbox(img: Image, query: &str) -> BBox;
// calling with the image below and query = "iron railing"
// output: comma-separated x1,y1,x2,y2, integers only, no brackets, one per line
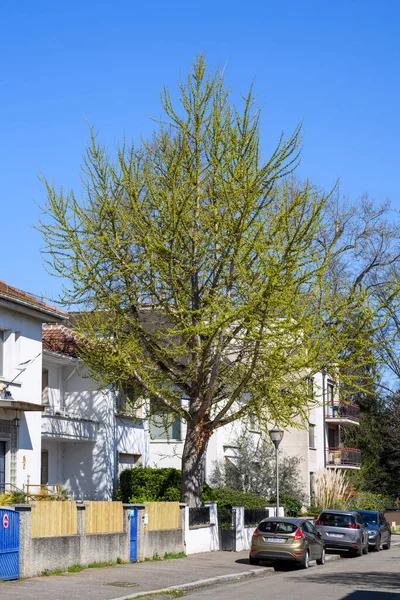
327,447,361,467
326,402,360,422
189,506,211,528
244,508,269,527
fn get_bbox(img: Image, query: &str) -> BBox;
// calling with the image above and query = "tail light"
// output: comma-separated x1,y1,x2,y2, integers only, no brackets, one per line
349,523,360,529
315,520,323,525
253,528,259,538
294,527,304,540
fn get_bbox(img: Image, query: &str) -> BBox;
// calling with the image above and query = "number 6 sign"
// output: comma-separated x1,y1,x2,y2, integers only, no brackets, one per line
2,513,9,529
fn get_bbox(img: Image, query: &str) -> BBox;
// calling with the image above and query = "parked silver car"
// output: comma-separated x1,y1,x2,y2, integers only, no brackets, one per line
315,510,369,556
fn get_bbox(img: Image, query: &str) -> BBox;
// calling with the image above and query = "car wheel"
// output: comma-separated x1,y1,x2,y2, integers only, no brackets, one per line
299,549,310,569
354,543,363,557
362,540,369,555
374,536,381,552
316,547,326,565
249,555,259,565
383,536,391,550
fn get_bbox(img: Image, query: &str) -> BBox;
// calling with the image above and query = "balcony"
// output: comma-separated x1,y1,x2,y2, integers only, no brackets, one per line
42,412,98,442
326,402,360,424
327,447,361,469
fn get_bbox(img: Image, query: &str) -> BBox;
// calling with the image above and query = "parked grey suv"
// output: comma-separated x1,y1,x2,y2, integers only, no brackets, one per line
315,510,369,556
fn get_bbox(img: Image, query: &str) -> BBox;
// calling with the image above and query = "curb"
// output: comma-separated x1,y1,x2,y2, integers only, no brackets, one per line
110,555,341,600
109,568,269,600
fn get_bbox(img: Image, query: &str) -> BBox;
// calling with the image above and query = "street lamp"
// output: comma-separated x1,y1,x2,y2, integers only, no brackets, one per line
269,426,284,517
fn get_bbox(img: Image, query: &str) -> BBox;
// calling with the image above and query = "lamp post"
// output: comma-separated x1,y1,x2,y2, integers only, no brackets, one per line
269,426,284,517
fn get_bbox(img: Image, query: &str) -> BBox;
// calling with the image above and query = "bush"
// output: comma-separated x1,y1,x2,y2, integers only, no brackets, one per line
348,491,395,512
269,493,302,517
202,486,268,509
0,489,27,506
118,467,182,502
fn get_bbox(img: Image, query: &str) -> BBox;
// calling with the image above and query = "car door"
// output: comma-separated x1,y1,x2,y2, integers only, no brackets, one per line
379,513,389,544
308,520,324,558
355,512,367,547
302,520,318,559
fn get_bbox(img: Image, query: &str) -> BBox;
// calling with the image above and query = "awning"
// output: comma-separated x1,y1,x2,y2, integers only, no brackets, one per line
0,400,45,412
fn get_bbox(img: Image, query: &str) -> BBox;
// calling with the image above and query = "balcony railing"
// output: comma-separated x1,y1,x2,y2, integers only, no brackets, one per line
327,447,361,467
326,402,360,422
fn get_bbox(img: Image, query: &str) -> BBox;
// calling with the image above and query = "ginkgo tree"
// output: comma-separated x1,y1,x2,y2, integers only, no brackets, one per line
39,55,400,506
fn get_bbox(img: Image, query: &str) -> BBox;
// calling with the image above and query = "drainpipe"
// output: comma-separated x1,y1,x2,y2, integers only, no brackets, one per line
321,368,327,467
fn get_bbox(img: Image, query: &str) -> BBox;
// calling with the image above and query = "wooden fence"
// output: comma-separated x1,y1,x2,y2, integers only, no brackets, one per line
146,502,181,531
31,501,77,537
85,501,124,534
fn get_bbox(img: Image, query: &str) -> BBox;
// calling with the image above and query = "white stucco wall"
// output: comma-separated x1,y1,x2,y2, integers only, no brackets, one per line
42,356,149,499
0,305,46,489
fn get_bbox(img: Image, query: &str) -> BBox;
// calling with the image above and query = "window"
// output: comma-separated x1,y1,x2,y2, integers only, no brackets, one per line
310,472,316,498
150,413,181,440
327,382,335,405
309,424,316,449
116,383,144,418
118,453,141,476
41,450,49,485
42,369,49,405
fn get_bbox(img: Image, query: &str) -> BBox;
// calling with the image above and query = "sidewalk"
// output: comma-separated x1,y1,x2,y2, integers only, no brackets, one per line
1,552,272,600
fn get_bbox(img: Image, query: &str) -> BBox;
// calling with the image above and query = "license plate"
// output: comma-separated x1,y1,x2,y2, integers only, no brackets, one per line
328,533,343,538
263,537,286,543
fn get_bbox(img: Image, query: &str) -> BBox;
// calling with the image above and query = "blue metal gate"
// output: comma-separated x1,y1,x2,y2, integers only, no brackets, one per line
128,508,138,562
0,509,20,580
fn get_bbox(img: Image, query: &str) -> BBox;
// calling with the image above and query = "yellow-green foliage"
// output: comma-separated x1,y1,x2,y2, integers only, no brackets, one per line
38,54,400,504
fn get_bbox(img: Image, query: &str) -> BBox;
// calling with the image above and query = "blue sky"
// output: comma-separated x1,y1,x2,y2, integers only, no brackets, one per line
1,0,399,303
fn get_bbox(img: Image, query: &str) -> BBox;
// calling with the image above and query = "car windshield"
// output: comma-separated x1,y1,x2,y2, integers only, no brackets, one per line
357,512,378,525
318,513,355,528
258,521,298,534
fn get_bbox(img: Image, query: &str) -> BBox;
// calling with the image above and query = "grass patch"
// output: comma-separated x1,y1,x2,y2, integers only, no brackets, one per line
67,564,85,573
88,561,115,569
41,568,65,577
39,557,126,578
145,552,186,562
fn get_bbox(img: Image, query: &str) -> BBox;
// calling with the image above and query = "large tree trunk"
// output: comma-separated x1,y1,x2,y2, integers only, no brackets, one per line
180,418,210,507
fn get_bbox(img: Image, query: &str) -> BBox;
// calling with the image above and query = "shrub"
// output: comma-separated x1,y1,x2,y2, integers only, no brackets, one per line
0,489,27,506
313,468,350,510
269,493,302,517
118,467,182,502
202,486,268,509
348,491,395,512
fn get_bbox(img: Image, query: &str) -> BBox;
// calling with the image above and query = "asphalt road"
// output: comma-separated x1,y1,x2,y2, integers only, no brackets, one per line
183,547,400,600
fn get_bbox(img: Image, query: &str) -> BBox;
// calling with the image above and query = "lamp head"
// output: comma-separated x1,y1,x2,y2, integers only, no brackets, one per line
269,426,284,449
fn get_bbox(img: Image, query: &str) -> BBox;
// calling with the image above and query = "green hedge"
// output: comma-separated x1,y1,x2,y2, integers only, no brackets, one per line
348,492,395,512
118,467,182,503
117,467,302,519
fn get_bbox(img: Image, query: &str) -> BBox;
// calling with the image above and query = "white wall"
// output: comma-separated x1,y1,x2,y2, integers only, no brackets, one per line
184,503,219,554
42,355,149,499
0,305,44,488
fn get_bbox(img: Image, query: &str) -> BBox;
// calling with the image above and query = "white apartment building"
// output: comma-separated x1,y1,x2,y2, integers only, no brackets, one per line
39,324,361,502
0,280,66,492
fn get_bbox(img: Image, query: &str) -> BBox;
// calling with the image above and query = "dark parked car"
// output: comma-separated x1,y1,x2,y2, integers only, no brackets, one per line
315,510,368,556
355,510,391,551
250,517,325,569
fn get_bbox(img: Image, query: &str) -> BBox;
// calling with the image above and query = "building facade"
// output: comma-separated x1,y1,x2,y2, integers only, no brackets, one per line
40,324,361,502
0,281,65,493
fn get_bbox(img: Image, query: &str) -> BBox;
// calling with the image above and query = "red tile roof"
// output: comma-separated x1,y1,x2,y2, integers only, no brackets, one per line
42,324,81,358
0,280,67,319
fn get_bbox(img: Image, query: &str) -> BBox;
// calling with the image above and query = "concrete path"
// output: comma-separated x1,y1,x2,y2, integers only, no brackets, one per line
0,551,272,600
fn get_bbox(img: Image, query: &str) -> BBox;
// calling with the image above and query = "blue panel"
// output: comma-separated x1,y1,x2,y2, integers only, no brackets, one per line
0,509,20,580
129,508,138,562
